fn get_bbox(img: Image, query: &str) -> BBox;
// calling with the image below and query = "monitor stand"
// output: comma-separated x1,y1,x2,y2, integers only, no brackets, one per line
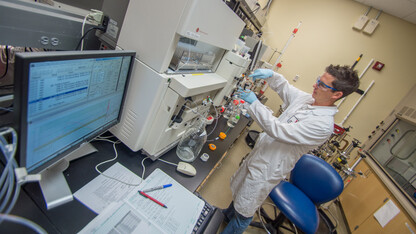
39,142,98,210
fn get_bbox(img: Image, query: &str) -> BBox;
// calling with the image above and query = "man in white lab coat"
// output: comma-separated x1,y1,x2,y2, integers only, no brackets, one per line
221,65,359,234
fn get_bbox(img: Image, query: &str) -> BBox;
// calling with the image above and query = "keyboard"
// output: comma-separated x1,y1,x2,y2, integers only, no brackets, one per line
192,199,215,234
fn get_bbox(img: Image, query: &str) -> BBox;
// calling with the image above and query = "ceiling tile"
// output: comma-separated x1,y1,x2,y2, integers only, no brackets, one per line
353,0,416,24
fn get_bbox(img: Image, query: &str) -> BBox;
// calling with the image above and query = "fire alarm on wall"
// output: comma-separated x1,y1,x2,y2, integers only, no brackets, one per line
373,61,385,71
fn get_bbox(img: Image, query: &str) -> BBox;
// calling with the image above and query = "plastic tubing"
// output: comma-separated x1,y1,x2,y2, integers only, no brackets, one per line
0,128,17,197
3,178,20,215
0,127,18,218
0,171,14,213
0,214,47,234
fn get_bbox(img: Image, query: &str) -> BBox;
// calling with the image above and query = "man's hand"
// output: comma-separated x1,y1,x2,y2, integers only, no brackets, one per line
237,88,258,104
248,69,274,80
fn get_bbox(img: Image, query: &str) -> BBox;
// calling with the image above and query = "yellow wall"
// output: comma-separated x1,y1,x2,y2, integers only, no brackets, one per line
259,0,416,142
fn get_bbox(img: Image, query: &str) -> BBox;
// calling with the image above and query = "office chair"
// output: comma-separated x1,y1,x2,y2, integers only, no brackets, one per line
252,154,344,234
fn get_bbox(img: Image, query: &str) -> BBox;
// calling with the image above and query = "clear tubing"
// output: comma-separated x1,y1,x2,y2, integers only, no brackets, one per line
0,214,47,234
0,171,14,213
4,180,20,215
0,166,11,201
0,127,18,222
0,128,17,201
273,21,302,68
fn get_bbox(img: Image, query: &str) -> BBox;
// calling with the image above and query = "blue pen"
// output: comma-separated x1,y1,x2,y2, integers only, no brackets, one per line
141,184,172,193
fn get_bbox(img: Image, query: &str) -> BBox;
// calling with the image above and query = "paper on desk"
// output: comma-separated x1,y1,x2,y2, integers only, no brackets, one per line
125,168,205,233
78,202,165,234
78,168,205,234
74,162,142,214
373,199,400,228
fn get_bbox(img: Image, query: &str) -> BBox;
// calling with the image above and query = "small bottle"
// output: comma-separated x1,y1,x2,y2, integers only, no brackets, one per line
238,99,247,116
176,118,207,162
227,100,241,128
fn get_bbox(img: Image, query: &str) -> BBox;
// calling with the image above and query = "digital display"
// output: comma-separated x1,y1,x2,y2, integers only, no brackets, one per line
14,51,134,173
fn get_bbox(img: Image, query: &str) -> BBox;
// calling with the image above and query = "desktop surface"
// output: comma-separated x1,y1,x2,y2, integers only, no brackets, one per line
9,116,250,233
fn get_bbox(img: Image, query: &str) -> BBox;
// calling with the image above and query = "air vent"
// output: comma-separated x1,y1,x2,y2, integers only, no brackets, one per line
398,106,409,115
405,107,415,117
120,109,138,137
412,110,416,119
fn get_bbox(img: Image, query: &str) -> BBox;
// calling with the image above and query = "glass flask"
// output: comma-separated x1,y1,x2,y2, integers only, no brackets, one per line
222,103,232,119
176,118,207,162
223,99,239,119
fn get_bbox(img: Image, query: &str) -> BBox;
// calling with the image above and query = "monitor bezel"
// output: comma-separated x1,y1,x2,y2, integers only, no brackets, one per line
14,50,136,174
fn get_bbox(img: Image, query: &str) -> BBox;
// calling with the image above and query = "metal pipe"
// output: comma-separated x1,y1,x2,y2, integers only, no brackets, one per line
337,58,374,108
375,10,382,20
351,156,363,170
365,6,372,16
340,80,375,126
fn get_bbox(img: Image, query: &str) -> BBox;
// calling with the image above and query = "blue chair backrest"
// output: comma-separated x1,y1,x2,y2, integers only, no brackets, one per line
290,154,343,205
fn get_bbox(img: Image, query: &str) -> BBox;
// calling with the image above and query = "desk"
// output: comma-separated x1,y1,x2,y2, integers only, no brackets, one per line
5,116,251,233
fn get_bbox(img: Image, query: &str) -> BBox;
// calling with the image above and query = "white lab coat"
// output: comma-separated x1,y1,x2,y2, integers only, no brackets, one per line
230,72,338,218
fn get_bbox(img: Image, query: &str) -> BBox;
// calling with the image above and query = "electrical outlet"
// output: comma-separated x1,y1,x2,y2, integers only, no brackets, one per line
293,75,299,82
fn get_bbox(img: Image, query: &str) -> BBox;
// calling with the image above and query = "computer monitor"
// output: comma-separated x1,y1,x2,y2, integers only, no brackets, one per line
14,50,135,209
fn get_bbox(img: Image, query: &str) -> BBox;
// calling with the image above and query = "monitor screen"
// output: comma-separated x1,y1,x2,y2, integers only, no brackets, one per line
14,50,135,173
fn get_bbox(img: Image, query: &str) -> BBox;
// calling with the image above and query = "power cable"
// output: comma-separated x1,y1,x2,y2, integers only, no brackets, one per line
75,26,105,51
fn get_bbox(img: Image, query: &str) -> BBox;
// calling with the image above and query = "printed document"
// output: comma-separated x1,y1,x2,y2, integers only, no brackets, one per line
373,199,400,227
74,162,142,214
78,168,205,234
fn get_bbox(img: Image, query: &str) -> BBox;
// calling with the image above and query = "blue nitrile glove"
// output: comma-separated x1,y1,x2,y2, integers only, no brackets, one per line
248,69,274,81
237,88,258,104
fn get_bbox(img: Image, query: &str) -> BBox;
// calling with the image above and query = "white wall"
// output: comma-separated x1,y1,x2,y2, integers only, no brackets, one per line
259,0,416,142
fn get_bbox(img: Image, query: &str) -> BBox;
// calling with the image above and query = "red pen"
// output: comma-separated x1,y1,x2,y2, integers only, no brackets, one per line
139,191,167,208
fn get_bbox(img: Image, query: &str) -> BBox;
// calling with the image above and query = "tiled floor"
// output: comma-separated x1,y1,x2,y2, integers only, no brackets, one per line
198,122,350,234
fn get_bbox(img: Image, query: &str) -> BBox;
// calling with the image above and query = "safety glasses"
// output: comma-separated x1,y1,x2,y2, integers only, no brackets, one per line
316,76,337,91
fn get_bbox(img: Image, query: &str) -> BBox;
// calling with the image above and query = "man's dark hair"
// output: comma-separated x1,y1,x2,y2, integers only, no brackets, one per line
326,64,359,98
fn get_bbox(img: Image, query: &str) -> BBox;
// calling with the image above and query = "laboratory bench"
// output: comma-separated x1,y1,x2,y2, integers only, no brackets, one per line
3,115,252,233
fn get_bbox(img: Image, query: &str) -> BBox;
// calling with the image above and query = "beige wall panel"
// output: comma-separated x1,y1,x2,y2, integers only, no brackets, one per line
259,0,416,142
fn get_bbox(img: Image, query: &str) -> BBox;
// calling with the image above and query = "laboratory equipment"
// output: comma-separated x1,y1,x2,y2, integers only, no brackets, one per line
223,99,239,119
176,118,207,162
362,84,416,217
337,58,374,108
227,100,242,128
14,50,135,209
110,0,249,160
273,22,302,70
339,80,375,126
212,51,252,106
0,0,102,50
200,153,210,162
208,144,217,151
